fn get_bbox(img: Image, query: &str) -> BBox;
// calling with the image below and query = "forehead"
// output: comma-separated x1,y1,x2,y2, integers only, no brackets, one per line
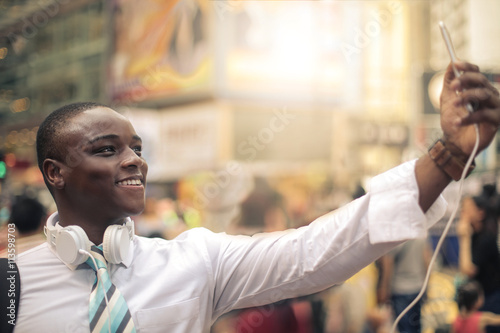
65,107,138,145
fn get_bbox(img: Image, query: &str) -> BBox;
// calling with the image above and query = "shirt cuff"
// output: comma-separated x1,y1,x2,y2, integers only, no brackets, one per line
368,159,447,244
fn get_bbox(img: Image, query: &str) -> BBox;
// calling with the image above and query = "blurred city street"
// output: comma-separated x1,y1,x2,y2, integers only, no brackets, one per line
1,1,500,332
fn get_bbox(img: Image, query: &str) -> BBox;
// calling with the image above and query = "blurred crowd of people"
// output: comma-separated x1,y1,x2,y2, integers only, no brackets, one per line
455,184,500,333
1,176,500,333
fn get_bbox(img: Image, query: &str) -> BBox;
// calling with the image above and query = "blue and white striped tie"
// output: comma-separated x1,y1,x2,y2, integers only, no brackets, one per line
86,245,136,333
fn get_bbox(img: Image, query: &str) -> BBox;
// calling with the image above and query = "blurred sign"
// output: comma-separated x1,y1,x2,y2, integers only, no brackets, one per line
110,0,211,105
215,1,364,105
160,106,218,179
233,106,332,162
357,122,408,146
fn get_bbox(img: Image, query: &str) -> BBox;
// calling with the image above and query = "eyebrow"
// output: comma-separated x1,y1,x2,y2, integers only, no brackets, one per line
88,134,142,144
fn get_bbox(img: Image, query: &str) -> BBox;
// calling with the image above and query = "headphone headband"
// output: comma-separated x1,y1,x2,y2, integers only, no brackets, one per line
44,212,134,266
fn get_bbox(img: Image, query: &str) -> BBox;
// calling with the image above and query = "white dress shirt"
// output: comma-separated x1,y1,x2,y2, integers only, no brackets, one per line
15,160,446,333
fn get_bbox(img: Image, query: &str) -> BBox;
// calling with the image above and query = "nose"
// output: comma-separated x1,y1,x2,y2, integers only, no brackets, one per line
121,147,147,170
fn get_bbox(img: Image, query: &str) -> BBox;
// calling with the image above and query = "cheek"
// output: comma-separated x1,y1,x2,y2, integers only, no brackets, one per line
87,168,114,181
71,165,115,189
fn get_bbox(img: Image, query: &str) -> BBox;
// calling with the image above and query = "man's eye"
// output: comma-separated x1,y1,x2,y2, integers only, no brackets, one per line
133,146,142,155
96,146,116,154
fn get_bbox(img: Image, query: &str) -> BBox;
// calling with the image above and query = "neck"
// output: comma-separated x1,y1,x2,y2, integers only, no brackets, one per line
459,308,474,317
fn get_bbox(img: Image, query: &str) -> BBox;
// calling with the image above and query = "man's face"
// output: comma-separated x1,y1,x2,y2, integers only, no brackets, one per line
60,107,148,221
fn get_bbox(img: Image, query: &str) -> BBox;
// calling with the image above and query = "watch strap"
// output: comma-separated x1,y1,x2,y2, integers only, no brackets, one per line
428,139,475,181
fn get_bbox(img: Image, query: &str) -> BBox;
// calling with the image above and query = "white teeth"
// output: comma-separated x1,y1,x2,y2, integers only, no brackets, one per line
117,179,141,186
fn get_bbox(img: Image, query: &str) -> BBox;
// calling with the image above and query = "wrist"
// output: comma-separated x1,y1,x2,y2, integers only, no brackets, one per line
443,138,473,159
428,138,475,181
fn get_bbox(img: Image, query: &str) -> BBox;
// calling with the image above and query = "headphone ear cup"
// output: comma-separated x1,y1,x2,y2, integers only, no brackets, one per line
55,225,90,266
103,225,130,264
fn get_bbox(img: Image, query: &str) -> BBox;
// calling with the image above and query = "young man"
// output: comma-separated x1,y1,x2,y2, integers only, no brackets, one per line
13,61,500,332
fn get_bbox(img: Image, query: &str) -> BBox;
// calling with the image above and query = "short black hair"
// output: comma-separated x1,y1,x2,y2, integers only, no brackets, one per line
471,195,489,211
36,102,109,172
9,195,47,234
456,280,483,312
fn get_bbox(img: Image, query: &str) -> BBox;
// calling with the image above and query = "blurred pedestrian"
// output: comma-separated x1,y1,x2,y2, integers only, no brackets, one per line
230,179,317,333
0,195,47,258
457,195,500,333
377,238,432,333
452,280,500,333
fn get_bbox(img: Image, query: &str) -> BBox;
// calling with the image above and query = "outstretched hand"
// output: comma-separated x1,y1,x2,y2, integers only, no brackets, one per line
440,61,500,156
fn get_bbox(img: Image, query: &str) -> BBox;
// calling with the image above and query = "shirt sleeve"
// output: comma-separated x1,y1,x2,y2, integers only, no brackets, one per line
368,159,447,243
206,159,447,319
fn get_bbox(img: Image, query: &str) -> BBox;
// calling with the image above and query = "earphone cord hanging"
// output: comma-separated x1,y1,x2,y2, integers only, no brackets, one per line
389,122,480,333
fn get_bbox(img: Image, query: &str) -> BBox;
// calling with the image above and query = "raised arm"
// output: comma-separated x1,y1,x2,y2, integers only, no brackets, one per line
456,197,478,278
481,312,500,330
415,61,500,212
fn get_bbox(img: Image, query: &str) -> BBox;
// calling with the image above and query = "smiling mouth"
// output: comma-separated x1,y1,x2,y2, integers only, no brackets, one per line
116,179,143,186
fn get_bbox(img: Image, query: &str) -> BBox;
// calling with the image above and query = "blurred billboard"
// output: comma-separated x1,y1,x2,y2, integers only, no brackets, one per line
110,0,211,105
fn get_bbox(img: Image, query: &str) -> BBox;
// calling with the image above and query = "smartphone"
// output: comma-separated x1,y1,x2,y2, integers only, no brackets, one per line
439,21,474,113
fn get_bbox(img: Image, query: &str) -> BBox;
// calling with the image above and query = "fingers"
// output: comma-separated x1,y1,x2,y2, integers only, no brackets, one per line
450,71,499,96
445,66,500,127
454,61,480,73
444,61,480,81
453,87,499,109
457,89,500,126
459,107,500,127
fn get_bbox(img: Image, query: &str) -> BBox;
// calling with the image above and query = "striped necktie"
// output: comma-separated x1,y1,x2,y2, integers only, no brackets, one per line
85,245,136,333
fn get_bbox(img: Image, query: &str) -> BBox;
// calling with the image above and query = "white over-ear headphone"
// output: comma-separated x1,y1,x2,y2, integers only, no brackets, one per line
44,212,134,266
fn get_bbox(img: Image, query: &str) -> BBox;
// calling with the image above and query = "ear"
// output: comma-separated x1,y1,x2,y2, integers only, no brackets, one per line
43,159,66,190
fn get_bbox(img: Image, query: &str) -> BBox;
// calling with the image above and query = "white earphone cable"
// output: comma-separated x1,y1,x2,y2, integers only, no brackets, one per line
389,122,479,333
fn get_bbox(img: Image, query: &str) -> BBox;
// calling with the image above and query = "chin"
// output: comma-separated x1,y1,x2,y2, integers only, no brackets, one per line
127,206,145,217
123,198,145,215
